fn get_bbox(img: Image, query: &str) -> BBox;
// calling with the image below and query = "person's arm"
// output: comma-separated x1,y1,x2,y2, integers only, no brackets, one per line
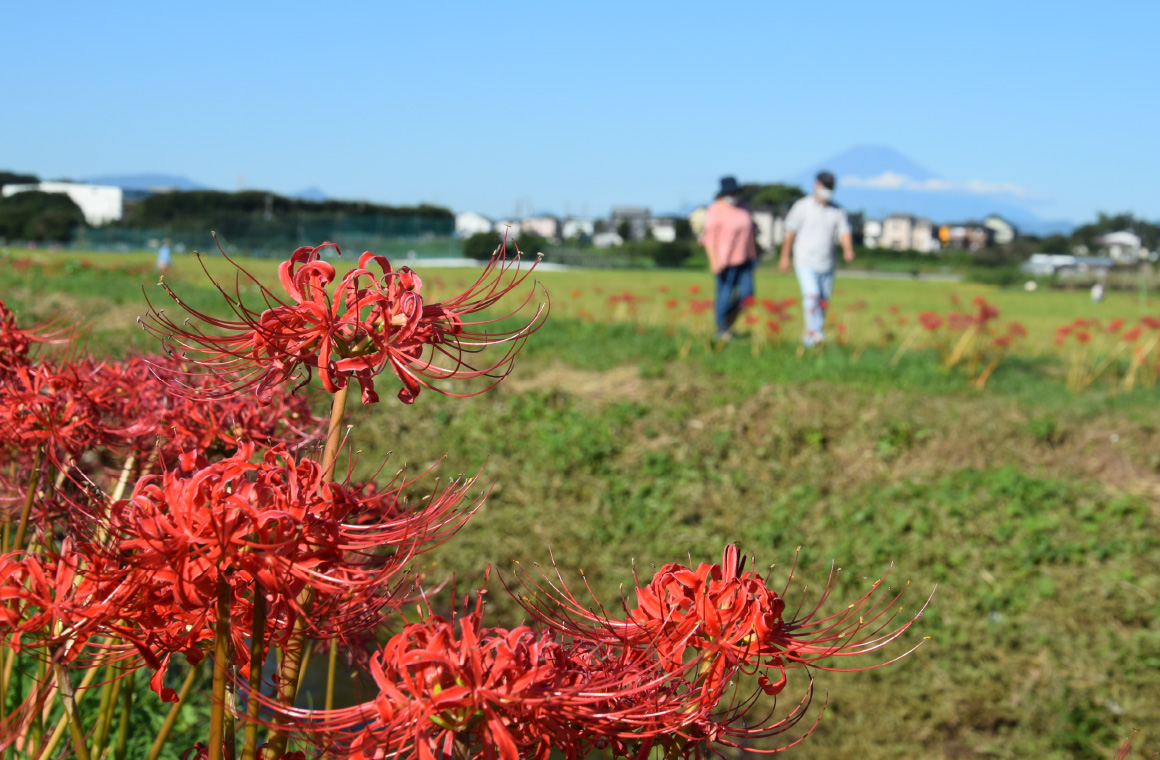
840,232,854,263
779,231,795,272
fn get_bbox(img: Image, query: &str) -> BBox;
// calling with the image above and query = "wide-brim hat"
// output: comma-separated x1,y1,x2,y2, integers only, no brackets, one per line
717,176,742,198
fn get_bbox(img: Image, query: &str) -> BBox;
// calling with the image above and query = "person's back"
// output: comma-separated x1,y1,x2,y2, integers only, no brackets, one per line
784,195,849,272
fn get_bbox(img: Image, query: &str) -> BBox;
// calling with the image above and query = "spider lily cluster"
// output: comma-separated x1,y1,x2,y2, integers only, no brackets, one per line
0,241,928,760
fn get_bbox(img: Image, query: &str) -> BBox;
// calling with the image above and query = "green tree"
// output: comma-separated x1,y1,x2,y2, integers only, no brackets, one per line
0,190,85,242
0,171,38,190
463,231,506,260
616,219,632,241
741,183,805,212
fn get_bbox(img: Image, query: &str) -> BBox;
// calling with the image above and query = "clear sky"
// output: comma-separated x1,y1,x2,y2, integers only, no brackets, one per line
3,1,1157,223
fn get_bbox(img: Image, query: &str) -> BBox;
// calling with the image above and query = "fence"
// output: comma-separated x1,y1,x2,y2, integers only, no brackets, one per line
71,213,455,257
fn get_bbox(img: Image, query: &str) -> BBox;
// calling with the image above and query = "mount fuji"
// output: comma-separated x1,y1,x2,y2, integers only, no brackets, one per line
788,146,1073,236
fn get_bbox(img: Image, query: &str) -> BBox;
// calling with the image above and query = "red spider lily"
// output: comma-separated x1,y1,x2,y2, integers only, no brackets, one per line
946,313,970,331
1141,316,1160,330
665,299,679,309
1007,321,1027,338
744,314,759,326
0,362,111,468
689,299,713,315
897,316,909,326
740,295,756,311
887,304,900,315
570,290,581,299
277,590,816,759
94,355,323,464
992,335,1013,349
766,320,782,336
918,311,943,331
0,444,483,709
688,285,701,295
1106,318,1124,333
1076,330,1092,344
0,299,78,376
143,239,545,405
1123,326,1143,342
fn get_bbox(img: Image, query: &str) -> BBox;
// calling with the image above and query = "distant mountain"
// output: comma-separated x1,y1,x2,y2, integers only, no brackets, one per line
292,186,329,201
82,173,209,192
789,145,1073,236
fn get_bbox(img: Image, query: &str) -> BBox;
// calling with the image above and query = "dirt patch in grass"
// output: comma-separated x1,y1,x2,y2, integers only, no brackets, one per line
503,363,652,403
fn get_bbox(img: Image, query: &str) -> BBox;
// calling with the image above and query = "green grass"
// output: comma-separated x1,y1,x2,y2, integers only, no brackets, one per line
2,249,1159,758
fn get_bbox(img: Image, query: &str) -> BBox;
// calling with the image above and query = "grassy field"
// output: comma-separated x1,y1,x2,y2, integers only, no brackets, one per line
2,248,1159,758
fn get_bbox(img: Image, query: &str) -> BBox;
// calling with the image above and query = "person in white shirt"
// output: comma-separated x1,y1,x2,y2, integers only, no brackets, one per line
778,171,854,347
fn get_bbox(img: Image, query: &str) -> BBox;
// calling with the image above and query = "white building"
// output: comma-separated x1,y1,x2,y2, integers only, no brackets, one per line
911,218,937,252
1,182,123,225
983,215,1017,246
862,219,883,249
493,220,522,239
880,214,914,251
561,218,595,240
592,231,624,248
1095,230,1144,264
648,218,677,243
750,210,787,252
455,212,493,238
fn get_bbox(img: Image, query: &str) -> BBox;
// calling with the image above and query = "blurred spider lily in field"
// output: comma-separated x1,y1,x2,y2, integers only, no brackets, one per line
1055,315,1160,391
142,236,546,405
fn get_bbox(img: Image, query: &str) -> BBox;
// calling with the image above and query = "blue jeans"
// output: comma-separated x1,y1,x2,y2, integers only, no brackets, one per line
794,263,834,346
714,260,755,335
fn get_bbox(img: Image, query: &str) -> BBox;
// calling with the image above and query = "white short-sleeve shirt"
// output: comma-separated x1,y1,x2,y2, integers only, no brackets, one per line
784,196,850,271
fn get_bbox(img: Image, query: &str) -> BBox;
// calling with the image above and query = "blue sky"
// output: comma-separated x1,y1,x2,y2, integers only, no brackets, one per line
2,1,1157,223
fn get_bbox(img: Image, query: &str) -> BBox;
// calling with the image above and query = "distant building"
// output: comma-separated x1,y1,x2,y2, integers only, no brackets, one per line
983,215,1017,246
862,219,883,249
648,217,677,243
939,222,993,252
493,220,522,239
521,215,561,241
881,214,915,250
1,181,123,225
750,209,786,253
1095,231,1144,264
455,211,493,238
610,207,650,241
592,231,624,248
911,218,937,252
1021,253,1114,278
561,218,595,240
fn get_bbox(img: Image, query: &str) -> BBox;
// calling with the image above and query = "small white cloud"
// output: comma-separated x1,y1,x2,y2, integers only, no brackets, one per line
841,172,1037,199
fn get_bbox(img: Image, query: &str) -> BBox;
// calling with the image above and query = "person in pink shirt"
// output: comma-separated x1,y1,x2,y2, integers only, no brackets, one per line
699,176,757,339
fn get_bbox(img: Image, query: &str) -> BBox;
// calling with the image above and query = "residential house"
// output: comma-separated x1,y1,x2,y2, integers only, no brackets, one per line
648,217,677,243
561,218,595,240
1,181,123,226
493,220,522,239
939,222,993,252
983,215,1017,246
592,231,624,248
862,219,883,249
454,211,493,239
521,215,560,241
911,218,937,252
610,207,650,241
749,209,787,253
880,214,915,250
1095,231,1143,264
